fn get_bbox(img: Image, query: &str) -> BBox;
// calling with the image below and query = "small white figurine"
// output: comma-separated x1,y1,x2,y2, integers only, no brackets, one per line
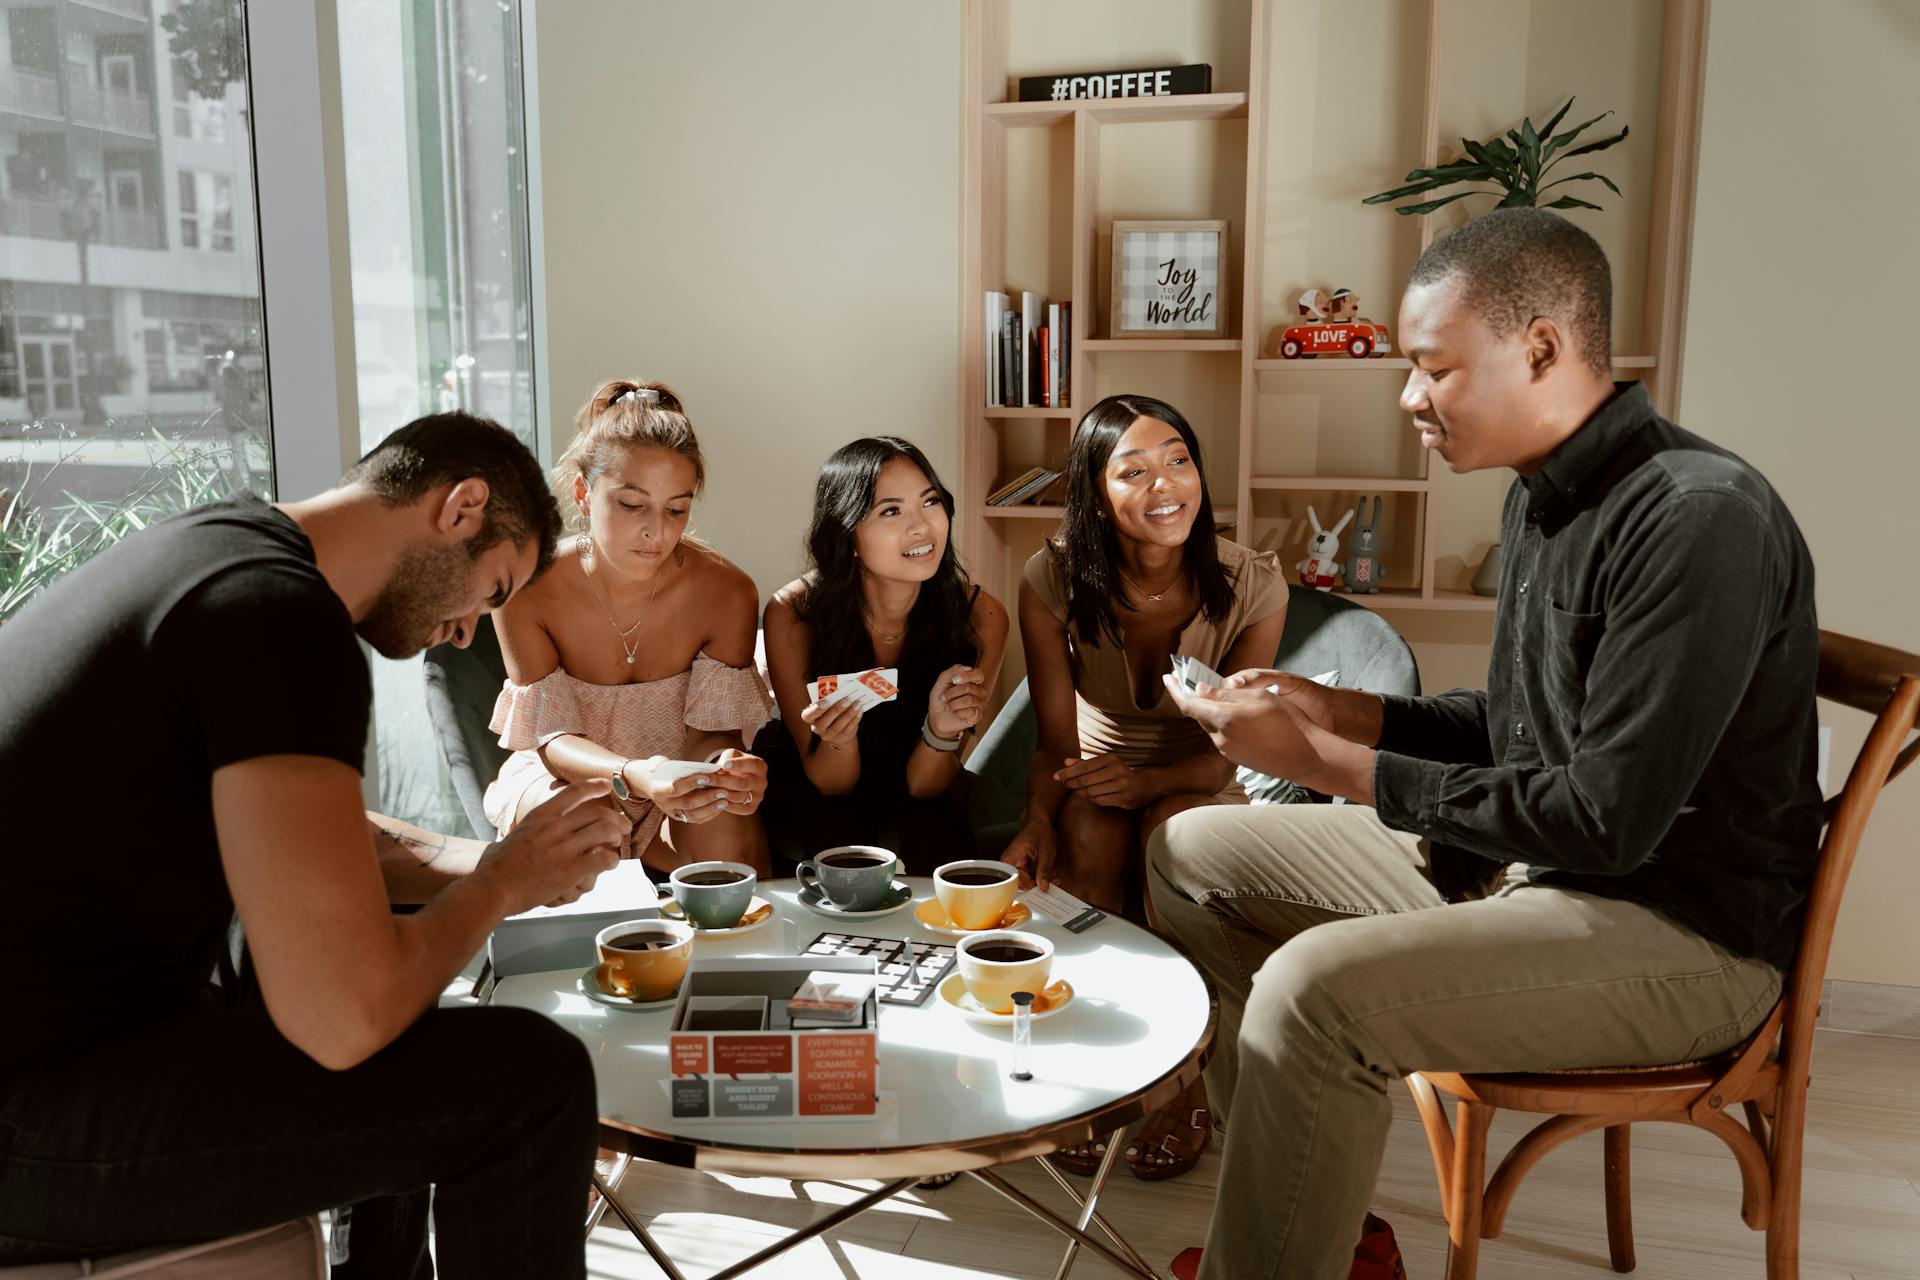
1296,504,1351,592
1296,288,1330,321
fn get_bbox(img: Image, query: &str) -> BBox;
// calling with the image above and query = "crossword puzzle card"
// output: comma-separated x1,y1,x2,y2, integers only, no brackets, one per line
801,932,955,1007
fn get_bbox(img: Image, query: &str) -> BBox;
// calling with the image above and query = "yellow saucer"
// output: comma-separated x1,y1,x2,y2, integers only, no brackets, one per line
657,895,775,935
914,897,1032,935
937,973,1074,1023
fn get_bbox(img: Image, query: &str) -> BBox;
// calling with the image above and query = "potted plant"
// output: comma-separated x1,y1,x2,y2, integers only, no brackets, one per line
1363,98,1627,216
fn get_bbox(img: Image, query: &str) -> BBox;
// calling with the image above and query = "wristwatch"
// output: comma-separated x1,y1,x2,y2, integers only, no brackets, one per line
611,758,633,800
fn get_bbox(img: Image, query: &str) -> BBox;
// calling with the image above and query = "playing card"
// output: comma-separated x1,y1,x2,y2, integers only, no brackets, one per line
806,667,900,711
1173,654,1225,691
650,760,717,783
1022,883,1107,933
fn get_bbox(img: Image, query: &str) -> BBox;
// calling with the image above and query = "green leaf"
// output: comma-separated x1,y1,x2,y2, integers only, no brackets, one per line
1364,174,1476,204
1542,113,1615,163
1394,190,1493,216
1553,124,1629,162
1545,195,1605,211
1541,171,1621,196
1538,97,1575,140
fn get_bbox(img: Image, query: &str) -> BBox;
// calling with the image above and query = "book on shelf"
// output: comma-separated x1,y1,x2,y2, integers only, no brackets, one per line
1020,291,1046,407
985,466,1049,506
984,291,1008,407
991,467,1063,507
983,291,1071,411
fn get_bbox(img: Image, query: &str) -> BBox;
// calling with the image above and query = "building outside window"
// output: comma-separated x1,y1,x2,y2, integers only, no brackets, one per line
1,0,266,622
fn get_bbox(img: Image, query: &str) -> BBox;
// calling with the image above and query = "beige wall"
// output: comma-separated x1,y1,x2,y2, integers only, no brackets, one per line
528,0,962,598
1680,0,1920,987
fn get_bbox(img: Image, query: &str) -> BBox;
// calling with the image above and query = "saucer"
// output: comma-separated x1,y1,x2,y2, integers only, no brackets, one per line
656,895,774,936
937,973,1074,1024
914,897,1032,936
577,966,682,1011
798,880,914,918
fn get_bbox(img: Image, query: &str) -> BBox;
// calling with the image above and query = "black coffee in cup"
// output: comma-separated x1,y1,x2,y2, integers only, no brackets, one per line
964,942,1044,964
681,869,748,886
819,851,889,869
609,931,677,951
944,867,1014,886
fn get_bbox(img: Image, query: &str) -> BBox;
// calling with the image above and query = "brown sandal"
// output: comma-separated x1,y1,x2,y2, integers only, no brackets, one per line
1127,1107,1210,1182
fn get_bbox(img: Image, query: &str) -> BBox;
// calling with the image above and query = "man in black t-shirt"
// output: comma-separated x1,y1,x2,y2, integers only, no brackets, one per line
0,413,628,1277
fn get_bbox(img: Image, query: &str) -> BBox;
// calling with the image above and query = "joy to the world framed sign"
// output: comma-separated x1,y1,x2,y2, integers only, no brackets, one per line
1109,220,1229,339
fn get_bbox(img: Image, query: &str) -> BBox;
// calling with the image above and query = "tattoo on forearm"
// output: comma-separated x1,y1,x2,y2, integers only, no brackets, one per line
375,821,449,866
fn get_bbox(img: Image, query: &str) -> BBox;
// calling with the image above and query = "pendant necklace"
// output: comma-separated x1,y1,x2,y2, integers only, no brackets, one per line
583,541,664,665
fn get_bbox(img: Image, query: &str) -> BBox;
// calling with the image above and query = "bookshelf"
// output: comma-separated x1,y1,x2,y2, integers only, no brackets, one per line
961,0,1706,691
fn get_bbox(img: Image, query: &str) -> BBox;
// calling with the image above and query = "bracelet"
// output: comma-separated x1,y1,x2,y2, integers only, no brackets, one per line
921,717,964,752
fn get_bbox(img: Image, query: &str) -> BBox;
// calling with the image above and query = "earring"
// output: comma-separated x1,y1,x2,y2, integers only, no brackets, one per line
577,516,592,560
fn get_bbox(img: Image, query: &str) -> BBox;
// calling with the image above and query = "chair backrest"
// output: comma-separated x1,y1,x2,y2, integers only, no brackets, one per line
1774,631,1920,1085
421,614,510,840
965,585,1420,831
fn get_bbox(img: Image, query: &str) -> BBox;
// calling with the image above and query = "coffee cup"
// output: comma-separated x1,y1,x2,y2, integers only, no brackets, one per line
669,860,757,929
798,845,899,911
933,859,1019,931
594,918,694,1001
956,929,1054,1015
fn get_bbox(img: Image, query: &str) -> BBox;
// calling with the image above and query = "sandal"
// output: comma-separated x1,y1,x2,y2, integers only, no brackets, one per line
1045,1136,1112,1177
1126,1106,1211,1182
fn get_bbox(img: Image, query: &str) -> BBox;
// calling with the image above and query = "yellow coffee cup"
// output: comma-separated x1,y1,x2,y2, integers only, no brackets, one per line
956,930,1055,1015
594,918,694,1001
933,859,1020,931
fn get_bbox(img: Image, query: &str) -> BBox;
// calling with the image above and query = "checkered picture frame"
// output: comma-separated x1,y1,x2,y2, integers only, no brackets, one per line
1109,219,1229,338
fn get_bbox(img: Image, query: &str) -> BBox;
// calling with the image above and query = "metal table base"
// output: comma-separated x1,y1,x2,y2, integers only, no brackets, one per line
587,1125,1163,1280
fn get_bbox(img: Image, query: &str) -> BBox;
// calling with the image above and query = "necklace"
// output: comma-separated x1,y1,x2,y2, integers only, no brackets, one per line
582,541,664,666
1120,567,1181,604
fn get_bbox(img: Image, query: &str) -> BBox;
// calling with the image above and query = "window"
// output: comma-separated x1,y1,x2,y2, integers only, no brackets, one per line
1,0,266,623
339,0,538,834
176,168,198,247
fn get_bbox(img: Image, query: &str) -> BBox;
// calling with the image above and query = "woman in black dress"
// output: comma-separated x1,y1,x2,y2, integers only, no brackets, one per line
760,437,1008,874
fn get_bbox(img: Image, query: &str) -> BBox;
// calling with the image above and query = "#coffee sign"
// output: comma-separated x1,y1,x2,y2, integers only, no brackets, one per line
1017,63,1212,103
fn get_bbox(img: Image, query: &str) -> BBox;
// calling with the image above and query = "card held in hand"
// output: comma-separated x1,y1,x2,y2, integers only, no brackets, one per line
806,667,901,711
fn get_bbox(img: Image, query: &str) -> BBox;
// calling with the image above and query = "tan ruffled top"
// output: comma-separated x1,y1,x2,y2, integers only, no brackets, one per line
1022,537,1288,771
481,652,773,856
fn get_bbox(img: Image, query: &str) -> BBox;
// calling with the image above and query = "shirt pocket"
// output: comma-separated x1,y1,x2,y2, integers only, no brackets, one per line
1543,601,1606,728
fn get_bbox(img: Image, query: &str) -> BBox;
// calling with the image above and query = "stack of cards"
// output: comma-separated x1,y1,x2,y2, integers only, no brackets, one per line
787,969,881,1024
806,667,900,711
1170,654,1226,692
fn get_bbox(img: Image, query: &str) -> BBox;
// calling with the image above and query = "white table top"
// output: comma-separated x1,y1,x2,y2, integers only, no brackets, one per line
489,876,1214,1177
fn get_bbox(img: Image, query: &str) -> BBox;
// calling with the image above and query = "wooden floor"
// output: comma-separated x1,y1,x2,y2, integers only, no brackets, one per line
584,1029,1920,1279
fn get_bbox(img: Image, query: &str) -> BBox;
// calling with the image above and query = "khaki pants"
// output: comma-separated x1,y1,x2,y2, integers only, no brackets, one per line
1145,804,1782,1280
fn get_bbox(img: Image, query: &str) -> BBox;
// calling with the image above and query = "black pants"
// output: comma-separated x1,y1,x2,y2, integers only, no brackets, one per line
0,1002,598,1277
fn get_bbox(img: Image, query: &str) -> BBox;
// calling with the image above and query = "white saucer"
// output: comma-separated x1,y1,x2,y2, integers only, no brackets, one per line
577,967,681,1012
797,880,915,918
656,894,775,936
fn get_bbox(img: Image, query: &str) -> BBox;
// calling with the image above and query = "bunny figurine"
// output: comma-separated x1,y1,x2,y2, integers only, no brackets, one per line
1296,504,1352,592
1344,497,1384,594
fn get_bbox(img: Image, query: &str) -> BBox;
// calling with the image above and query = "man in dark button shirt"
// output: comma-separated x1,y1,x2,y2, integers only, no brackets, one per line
0,414,628,1276
1149,209,1821,1280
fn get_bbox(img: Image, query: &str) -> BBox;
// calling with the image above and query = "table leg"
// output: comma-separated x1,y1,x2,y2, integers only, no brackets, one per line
590,1170,916,1280
591,1170,690,1280
967,1163,1160,1279
1036,1131,1157,1277
585,1151,631,1235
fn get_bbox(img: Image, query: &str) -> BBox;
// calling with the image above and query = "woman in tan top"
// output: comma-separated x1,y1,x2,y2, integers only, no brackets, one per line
1006,392,1287,1181
484,380,773,875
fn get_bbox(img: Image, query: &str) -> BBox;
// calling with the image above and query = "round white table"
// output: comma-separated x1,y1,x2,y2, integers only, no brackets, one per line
489,876,1215,1280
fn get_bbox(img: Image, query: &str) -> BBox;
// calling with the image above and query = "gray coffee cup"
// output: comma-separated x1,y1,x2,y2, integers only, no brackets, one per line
797,845,900,911
668,860,757,929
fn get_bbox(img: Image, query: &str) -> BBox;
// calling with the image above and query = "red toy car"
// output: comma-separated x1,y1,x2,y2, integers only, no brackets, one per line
1270,321,1393,360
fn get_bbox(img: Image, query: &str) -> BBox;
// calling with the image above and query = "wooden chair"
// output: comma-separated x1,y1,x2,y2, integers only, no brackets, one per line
1406,630,1920,1280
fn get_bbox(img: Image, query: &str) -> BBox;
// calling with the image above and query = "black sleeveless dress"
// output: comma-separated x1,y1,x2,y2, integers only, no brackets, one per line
758,590,982,876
